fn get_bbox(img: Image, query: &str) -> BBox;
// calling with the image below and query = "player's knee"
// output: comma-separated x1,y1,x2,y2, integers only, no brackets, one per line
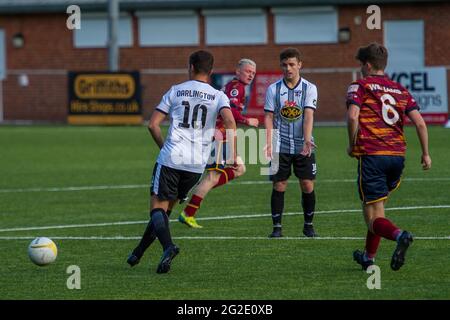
300,180,314,193
150,209,166,230
235,163,246,177
274,181,288,192
367,219,376,233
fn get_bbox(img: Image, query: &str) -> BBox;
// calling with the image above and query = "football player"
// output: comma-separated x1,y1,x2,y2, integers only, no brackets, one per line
264,48,319,238
346,43,431,271
126,50,236,273
178,59,259,228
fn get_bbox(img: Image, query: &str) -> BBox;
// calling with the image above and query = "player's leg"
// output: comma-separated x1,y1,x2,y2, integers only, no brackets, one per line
371,156,412,271
353,156,389,269
178,140,222,227
127,163,179,272
178,169,209,228
179,170,219,228
294,153,318,237
211,139,246,186
353,200,384,269
298,179,318,237
155,170,202,273
150,195,180,274
268,153,292,238
128,197,175,270
127,163,166,266
354,156,412,271
150,196,173,250
179,139,243,228
128,200,177,265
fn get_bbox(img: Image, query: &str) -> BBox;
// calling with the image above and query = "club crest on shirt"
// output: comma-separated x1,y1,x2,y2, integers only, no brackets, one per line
280,100,302,122
230,89,239,97
347,84,359,93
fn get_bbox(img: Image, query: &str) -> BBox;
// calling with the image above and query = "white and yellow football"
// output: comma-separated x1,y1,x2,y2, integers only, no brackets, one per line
28,237,58,266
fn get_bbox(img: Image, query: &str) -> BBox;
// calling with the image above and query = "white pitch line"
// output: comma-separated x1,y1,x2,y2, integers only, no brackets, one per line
0,236,449,241
0,205,449,233
0,184,147,193
1,177,449,193
0,219,149,232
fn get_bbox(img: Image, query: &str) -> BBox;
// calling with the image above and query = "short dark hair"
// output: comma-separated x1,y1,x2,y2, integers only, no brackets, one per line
280,48,302,62
356,43,388,71
189,50,214,75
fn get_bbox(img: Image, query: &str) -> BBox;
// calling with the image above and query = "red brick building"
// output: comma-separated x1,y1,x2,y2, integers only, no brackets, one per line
0,0,448,123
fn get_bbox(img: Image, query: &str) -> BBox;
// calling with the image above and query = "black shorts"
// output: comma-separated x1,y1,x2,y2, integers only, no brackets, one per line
357,155,405,204
150,163,202,201
270,153,317,182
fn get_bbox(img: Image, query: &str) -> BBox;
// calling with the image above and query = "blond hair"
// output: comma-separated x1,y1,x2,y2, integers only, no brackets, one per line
237,58,256,69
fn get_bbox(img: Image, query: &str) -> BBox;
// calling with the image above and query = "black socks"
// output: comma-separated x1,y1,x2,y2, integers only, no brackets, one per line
133,210,172,257
150,208,173,251
302,191,315,224
271,190,285,228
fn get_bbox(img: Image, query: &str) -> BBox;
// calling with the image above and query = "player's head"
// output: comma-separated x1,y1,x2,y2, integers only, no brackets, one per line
236,58,256,85
279,48,302,81
189,50,214,77
356,43,388,77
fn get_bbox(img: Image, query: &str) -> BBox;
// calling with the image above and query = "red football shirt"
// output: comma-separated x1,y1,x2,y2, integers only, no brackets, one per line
216,78,250,140
346,75,419,156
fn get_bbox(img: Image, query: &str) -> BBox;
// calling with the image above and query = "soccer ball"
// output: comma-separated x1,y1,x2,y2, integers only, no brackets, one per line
28,237,58,266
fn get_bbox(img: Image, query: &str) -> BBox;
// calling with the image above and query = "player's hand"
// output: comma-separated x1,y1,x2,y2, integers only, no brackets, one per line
347,146,355,158
421,154,432,170
247,118,259,127
264,144,272,160
301,140,316,157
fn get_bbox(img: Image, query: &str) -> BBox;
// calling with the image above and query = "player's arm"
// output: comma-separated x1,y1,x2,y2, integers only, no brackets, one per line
301,108,316,157
148,109,166,149
346,104,360,157
230,106,259,127
407,109,431,170
227,83,259,127
264,86,275,159
264,112,273,160
345,83,363,158
220,107,237,164
301,85,318,157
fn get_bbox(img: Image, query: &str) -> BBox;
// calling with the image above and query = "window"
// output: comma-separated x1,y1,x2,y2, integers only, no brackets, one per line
138,11,199,46
272,6,338,44
74,13,133,48
203,9,267,45
384,20,424,69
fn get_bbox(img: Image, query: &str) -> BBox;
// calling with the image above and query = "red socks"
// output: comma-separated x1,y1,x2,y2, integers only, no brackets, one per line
372,217,402,241
184,194,203,217
365,230,381,259
213,168,235,188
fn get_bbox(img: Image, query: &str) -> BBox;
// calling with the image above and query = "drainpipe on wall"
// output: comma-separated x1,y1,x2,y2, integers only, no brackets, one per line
108,0,119,72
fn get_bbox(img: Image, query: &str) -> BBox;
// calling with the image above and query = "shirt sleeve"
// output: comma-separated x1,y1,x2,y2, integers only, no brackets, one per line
231,106,248,124
155,87,173,115
405,93,420,114
264,85,275,113
304,84,318,110
217,91,231,114
346,82,365,108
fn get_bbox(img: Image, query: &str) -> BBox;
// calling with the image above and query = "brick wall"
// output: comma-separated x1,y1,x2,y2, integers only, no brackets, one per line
0,3,449,122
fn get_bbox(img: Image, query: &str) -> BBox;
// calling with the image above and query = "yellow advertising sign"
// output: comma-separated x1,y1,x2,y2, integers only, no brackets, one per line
74,74,135,99
68,71,142,124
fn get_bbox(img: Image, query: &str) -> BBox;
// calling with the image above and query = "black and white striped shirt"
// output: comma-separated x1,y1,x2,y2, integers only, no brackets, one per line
265,77,318,154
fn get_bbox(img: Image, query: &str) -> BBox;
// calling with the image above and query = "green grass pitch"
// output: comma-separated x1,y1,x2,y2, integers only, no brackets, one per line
0,125,449,299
